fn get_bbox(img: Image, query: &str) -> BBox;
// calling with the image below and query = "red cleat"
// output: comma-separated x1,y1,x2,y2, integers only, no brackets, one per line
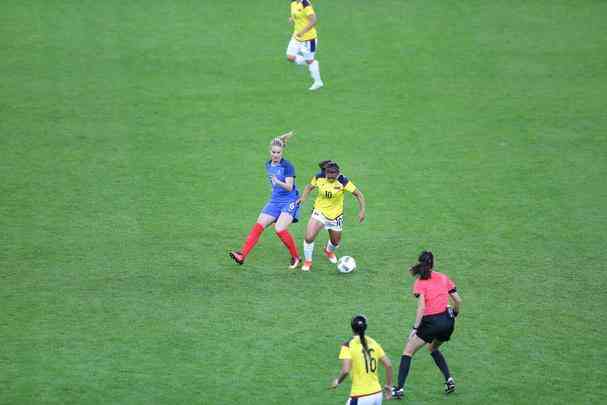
229,251,244,265
288,257,301,269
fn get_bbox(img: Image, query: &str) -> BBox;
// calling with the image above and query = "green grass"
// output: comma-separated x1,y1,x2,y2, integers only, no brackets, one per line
2,1,606,404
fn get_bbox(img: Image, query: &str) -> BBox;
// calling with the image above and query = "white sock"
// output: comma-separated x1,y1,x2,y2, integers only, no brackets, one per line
294,55,305,65
326,240,338,253
304,241,315,261
308,60,322,83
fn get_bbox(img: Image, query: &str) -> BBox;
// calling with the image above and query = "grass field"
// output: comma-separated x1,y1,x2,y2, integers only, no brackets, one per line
2,1,607,404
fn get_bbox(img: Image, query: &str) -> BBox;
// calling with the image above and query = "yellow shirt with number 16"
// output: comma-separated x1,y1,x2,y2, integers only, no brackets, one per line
338,335,386,397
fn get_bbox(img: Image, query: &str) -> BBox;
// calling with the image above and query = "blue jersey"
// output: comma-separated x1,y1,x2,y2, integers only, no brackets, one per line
266,159,299,203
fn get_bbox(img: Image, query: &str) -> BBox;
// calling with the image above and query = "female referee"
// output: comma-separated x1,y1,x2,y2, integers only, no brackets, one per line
392,251,462,399
228,131,301,268
296,160,366,272
286,0,324,90
330,315,393,404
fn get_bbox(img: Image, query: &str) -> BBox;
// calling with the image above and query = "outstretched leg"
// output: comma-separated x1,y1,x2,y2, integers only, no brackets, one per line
229,213,274,265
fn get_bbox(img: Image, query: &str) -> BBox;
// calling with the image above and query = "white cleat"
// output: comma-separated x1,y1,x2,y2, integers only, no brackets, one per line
301,260,312,272
324,249,338,264
309,81,324,91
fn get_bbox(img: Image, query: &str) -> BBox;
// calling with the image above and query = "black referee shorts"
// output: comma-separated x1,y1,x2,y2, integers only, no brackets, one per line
416,310,455,343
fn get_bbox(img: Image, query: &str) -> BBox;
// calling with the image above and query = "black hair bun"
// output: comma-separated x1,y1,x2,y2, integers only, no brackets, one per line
351,314,368,332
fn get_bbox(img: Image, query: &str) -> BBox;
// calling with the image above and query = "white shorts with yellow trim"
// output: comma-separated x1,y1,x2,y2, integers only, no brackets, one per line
286,37,317,61
311,209,343,231
346,391,383,405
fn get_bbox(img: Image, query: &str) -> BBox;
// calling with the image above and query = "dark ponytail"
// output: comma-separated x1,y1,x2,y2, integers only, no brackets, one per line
351,314,370,354
360,330,370,355
411,250,434,280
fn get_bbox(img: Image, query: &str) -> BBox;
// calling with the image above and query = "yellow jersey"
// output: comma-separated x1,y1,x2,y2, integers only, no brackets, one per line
310,173,357,220
291,0,317,41
338,335,386,397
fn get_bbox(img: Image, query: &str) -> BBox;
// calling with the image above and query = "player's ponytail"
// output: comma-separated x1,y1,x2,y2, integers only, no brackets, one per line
351,314,370,355
411,251,433,280
359,329,370,356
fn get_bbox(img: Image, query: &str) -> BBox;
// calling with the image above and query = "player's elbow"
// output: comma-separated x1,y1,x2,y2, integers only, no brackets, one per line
381,356,393,370
451,292,462,304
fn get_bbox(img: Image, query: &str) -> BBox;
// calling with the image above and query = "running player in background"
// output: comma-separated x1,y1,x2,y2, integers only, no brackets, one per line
393,251,463,399
286,0,324,90
330,315,393,404
228,131,301,268
296,160,366,272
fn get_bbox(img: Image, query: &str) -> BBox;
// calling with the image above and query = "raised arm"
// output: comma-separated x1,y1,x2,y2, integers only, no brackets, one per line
271,176,294,192
352,189,366,223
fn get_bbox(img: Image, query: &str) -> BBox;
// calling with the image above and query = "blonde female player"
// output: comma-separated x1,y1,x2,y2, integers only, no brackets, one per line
228,131,301,268
296,160,366,272
286,0,324,90
330,315,394,404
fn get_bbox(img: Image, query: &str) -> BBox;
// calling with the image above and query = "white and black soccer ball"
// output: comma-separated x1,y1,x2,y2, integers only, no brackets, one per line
337,256,356,273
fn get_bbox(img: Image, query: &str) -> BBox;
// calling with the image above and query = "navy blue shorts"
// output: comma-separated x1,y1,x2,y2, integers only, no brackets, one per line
262,200,300,223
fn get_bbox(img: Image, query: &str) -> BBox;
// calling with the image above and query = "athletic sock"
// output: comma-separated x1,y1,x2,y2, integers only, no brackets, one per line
241,223,264,258
397,355,412,389
308,60,322,83
326,240,338,252
303,241,315,261
430,350,451,381
276,230,299,258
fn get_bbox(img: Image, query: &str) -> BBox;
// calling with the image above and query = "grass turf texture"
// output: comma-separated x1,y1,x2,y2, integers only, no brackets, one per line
2,1,606,404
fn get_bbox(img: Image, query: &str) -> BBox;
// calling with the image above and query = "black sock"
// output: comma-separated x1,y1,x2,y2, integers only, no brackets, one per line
397,355,412,389
430,350,451,381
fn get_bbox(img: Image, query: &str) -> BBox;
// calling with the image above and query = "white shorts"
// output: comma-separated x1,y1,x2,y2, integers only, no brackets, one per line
347,392,383,405
286,37,317,61
311,209,343,232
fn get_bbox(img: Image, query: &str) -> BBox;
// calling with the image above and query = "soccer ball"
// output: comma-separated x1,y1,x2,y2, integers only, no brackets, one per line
337,256,356,273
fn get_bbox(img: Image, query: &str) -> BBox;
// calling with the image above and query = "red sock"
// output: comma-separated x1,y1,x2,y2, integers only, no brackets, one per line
276,229,300,258
241,223,264,258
